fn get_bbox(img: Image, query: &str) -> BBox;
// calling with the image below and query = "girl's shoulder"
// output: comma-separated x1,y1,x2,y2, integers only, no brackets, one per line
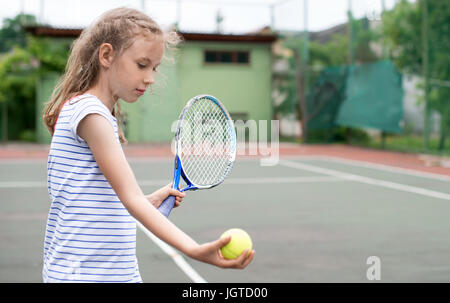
56,93,118,144
62,93,116,121
65,93,107,110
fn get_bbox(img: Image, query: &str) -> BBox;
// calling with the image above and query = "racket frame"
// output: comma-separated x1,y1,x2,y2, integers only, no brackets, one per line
172,94,236,192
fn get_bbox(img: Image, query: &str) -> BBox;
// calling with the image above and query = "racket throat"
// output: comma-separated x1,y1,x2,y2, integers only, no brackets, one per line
172,155,182,190
180,183,197,192
173,156,198,192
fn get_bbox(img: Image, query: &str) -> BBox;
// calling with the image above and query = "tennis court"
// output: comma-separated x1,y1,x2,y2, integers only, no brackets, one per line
1,143,449,283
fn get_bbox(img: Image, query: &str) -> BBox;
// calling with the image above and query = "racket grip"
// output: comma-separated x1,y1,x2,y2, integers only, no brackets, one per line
158,195,176,218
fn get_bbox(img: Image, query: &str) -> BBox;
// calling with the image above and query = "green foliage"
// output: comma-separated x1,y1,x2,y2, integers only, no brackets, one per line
282,33,349,70
382,0,450,149
309,34,348,68
306,127,370,144
0,13,70,141
0,47,37,101
365,133,450,156
0,47,38,140
0,14,37,53
308,17,379,69
18,129,36,142
382,0,424,74
279,17,380,143
27,36,71,73
351,17,380,63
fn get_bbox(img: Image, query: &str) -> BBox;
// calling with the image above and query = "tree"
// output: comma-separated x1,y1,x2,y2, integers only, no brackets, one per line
0,47,38,140
382,0,450,150
281,17,379,141
0,14,37,53
0,13,69,141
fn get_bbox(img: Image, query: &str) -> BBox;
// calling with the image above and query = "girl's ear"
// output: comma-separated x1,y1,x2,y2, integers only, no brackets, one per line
98,43,115,68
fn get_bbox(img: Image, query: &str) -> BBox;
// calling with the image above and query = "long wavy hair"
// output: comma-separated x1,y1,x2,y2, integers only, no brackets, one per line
42,7,181,143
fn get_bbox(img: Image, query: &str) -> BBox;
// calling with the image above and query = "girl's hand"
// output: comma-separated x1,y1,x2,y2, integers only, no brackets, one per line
188,236,255,269
146,183,186,209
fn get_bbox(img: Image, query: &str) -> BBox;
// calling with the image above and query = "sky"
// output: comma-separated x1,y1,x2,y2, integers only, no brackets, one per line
0,0,405,34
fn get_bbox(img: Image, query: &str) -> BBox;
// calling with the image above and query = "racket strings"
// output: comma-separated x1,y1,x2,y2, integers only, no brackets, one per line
178,98,235,186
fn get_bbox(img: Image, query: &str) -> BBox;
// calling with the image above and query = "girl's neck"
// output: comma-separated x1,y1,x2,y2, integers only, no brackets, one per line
85,78,117,113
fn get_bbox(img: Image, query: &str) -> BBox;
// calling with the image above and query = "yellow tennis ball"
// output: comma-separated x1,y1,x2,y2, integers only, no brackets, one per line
220,228,253,260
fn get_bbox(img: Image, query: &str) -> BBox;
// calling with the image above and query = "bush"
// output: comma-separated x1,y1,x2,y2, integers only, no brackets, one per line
18,129,35,142
306,126,370,144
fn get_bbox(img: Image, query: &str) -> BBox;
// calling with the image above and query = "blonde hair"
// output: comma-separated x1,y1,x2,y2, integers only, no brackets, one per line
42,7,181,143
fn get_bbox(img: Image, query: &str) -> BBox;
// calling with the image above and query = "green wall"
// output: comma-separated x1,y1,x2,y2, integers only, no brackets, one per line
36,73,59,144
178,42,273,124
36,40,273,143
121,55,180,143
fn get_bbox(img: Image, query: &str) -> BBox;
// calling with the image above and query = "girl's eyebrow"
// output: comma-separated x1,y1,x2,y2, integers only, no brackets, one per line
139,57,152,63
139,57,160,68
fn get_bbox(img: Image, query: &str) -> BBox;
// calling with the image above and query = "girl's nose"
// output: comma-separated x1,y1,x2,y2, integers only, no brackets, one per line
144,72,154,85
144,77,153,85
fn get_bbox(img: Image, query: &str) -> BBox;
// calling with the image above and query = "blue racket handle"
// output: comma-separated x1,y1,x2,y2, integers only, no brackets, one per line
158,155,182,218
158,195,176,218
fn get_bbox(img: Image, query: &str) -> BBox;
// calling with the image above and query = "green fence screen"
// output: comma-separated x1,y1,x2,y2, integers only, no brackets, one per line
306,60,403,135
336,60,403,133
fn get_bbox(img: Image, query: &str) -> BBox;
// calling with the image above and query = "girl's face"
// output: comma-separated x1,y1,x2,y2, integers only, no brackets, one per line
109,34,165,103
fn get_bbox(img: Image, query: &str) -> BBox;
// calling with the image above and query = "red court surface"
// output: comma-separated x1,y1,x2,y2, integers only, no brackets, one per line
0,143,448,176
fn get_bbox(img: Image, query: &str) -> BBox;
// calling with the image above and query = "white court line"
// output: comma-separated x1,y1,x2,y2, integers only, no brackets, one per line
138,176,344,186
0,181,46,188
116,155,450,181
0,184,207,282
308,155,450,182
0,158,47,164
0,176,344,188
0,175,342,282
136,221,207,283
224,176,344,184
279,160,450,201
0,180,207,282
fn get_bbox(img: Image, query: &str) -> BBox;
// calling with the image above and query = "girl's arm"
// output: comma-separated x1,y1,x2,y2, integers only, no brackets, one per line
78,114,254,269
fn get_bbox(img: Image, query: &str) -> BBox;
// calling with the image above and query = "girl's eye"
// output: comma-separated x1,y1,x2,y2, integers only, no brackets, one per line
153,67,158,72
138,63,146,69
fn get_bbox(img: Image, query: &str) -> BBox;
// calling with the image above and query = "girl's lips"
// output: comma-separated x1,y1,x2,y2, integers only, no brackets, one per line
136,89,145,96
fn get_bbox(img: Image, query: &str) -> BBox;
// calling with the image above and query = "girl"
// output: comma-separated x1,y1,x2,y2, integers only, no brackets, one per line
42,7,254,283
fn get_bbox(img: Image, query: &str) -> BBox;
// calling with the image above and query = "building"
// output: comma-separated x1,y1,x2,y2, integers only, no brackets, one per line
27,26,276,143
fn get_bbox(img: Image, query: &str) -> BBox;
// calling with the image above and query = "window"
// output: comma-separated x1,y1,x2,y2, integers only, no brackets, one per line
204,50,250,65
237,52,249,64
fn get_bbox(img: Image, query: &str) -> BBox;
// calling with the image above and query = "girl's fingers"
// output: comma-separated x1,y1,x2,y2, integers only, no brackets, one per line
227,249,255,269
216,249,246,269
169,188,186,198
241,250,255,268
235,249,249,266
216,236,232,250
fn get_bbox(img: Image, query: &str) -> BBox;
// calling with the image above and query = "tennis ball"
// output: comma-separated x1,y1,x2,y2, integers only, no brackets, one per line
220,228,253,260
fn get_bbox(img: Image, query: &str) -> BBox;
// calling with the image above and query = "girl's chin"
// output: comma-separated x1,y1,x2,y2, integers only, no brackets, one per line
122,95,140,103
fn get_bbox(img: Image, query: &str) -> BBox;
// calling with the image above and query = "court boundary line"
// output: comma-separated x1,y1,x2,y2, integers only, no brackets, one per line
136,221,207,283
127,156,450,182
309,155,450,182
0,176,346,188
5,156,447,182
279,159,450,201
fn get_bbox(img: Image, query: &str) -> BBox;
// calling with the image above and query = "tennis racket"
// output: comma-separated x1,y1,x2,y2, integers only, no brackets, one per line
158,94,237,217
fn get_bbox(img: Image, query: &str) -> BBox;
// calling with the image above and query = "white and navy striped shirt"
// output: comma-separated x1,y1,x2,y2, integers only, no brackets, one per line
43,94,142,283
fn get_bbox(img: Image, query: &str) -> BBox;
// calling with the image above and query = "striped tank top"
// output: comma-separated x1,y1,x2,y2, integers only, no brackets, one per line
43,94,142,283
